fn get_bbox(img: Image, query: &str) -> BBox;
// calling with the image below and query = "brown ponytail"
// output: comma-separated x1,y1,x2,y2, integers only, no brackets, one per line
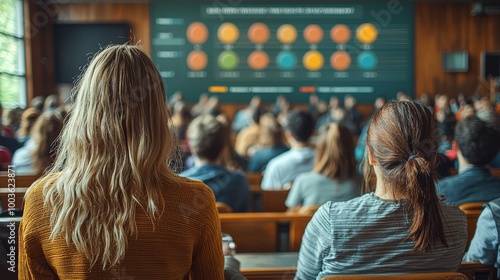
405,156,447,251
365,101,447,252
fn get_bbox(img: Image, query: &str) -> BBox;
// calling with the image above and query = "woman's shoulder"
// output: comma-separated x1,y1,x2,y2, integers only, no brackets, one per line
317,193,374,215
172,174,217,198
439,202,467,220
25,173,60,200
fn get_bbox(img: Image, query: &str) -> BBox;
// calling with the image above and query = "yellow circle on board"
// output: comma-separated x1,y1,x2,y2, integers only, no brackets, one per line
356,23,378,44
277,24,297,44
218,22,240,44
303,50,324,71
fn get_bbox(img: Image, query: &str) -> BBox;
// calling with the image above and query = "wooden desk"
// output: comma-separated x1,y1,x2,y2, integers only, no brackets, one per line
220,213,312,252
235,253,495,280
238,252,297,280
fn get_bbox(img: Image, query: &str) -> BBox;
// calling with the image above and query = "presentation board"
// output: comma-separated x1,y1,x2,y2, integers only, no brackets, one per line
53,23,130,84
150,1,414,104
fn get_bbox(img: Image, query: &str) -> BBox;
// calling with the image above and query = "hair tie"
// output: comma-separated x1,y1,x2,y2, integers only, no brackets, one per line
408,154,418,161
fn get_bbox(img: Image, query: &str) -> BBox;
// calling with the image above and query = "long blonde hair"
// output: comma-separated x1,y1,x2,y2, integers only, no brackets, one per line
313,123,356,180
40,45,178,269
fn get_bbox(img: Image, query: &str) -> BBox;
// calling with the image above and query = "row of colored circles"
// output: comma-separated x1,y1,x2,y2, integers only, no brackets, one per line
186,50,378,71
186,22,379,45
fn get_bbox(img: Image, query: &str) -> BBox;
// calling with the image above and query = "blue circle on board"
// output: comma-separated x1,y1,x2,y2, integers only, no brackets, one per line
276,51,297,71
357,51,378,71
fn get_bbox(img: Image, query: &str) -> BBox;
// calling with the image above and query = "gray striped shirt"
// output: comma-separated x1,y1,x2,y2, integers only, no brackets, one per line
295,193,467,280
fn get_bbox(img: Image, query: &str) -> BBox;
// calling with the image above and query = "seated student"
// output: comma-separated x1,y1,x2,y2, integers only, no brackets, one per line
19,45,227,279
12,111,63,175
295,101,467,279
234,109,261,158
181,114,250,212
436,115,500,205
231,96,263,133
0,124,21,156
464,196,500,278
261,111,315,190
247,114,289,173
285,123,361,211
16,107,41,145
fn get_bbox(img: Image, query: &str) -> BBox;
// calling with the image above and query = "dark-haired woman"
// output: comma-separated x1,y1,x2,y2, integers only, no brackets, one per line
295,101,467,279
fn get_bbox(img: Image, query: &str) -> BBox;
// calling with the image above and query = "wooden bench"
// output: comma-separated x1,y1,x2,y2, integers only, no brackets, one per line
459,202,486,251
219,212,312,253
240,261,495,280
459,262,496,280
0,174,40,210
461,209,482,250
246,172,289,212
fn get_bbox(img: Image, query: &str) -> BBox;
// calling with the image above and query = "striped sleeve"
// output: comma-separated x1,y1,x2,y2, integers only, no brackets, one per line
295,202,332,280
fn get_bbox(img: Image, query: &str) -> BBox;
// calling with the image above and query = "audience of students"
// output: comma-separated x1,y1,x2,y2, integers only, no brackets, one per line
315,96,344,131
190,93,209,118
234,109,261,158
343,94,364,135
30,96,45,112
295,101,467,279
16,107,41,145
12,111,63,175
435,95,457,153
436,114,500,205
43,94,60,112
0,126,21,157
247,114,289,172
19,45,235,278
181,114,250,212
1,52,498,280
261,110,315,190
285,123,361,211
232,96,263,133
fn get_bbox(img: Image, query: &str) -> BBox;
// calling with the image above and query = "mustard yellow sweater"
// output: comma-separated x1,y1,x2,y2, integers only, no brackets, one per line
19,174,224,279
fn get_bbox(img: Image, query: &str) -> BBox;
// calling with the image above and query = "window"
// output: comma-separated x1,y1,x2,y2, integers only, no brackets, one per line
0,0,26,108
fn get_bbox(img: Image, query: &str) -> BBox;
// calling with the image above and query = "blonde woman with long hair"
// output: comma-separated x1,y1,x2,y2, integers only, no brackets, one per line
19,45,224,279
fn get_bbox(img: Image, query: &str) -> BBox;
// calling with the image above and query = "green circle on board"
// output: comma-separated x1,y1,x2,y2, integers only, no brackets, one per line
218,50,240,70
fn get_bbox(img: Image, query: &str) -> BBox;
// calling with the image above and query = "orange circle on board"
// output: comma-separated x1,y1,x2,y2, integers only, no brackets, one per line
187,50,208,71
303,50,324,71
218,22,240,44
277,24,298,44
247,50,269,71
186,22,209,45
303,24,324,44
330,24,351,44
330,51,351,71
248,22,270,44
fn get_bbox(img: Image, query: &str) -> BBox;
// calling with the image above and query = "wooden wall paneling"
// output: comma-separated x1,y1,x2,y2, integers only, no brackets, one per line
415,3,500,98
55,3,151,55
24,0,57,101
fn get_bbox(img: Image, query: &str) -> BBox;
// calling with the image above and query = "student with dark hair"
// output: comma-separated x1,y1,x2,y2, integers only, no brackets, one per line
261,110,315,190
436,115,500,205
295,101,466,279
181,114,250,212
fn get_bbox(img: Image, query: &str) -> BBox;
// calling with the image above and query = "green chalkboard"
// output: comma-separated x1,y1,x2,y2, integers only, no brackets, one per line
150,1,414,104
